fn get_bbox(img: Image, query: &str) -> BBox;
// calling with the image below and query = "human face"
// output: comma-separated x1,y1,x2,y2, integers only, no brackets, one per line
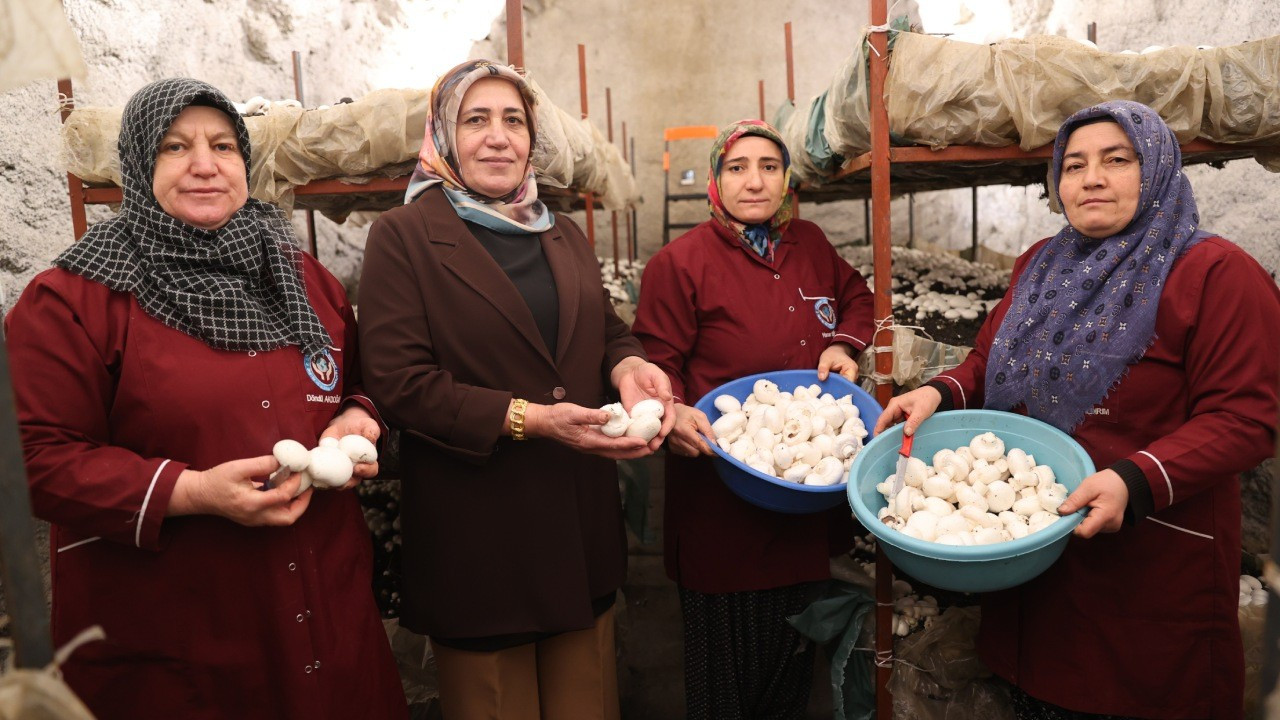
455,77,531,199
151,105,248,230
718,136,786,224
1058,120,1141,240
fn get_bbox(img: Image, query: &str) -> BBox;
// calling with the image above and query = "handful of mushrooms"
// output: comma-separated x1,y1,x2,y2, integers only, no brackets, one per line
596,398,666,442
1240,574,1269,607
272,435,378,496
709,379,869,486
875,431,1071,545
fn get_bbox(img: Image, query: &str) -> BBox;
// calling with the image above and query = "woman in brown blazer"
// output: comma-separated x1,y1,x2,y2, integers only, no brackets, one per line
358,60,673,720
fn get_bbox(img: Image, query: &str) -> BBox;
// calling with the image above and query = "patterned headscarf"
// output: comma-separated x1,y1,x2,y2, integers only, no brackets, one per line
405,59,552,234
55,78,332,357
708,119,794,264
984,100,1208,433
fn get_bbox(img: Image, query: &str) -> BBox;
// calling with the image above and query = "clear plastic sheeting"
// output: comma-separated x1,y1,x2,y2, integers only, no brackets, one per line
806,31,1280,186
0,0,86,94
992,36,1206,150
886,32,1016,151
61,76,641,217
0,626,102,720
887,606,1015,720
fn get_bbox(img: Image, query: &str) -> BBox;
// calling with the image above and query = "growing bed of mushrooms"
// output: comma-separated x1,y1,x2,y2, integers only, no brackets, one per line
836,245,1011,347
875,431,1071,545
708,379,870,486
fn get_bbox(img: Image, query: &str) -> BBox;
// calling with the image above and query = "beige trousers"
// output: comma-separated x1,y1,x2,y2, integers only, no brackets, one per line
433,606,620,720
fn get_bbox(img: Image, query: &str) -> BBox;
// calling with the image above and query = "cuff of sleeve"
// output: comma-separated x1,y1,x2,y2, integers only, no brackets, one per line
341,394,388,437
137,459,185,551
449,385,514,458
1112,458,1154,524
925,380,956,412
831,331,869,354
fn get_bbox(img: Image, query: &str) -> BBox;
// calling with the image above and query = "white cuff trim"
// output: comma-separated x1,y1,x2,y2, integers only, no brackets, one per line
136,459,170,548
1145,516,1213,540
936,375,966,409
833,333,868,350
1137,450,1173,506
57,536,101,553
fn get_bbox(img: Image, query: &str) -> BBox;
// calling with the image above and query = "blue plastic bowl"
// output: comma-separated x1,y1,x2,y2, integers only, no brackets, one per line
847,410,1094,592
694,370,884,514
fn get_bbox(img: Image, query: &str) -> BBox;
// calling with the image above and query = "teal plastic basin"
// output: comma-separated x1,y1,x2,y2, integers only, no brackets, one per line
847,409,1094,592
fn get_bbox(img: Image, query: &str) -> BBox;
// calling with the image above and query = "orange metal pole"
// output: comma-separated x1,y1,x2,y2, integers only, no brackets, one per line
607,88,618,276
622,121,634,261
506,0,524,68
784,22,795,103
292,51,318,257
57,78,88,241
758,80,766,120
578,44,594,248
869,0,895,717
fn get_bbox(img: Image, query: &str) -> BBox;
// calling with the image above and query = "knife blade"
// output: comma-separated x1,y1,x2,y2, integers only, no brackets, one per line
890,413,914,498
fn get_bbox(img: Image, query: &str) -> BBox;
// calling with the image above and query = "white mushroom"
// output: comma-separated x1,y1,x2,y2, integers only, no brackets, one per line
806,457,845,486
1006,448,1034,475
338,434,378,464
903,457,930,488
921,496,955,517
711,411,747,440
272,439,311,472
598,403,630,438
782,463,812,483
782,415,812,445
308,446,354,488
985,480,1015,512
905,510,940,542
630,398,665,419
922,473,954,500
833,433,862,459
318,436,340,449
752,379,781,405
1037,484,1067,513
626,415,662,442
713,395,742,414
969,432,1005,461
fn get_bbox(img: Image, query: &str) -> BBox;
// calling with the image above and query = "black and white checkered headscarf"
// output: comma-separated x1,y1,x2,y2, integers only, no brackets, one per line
55,77,332,357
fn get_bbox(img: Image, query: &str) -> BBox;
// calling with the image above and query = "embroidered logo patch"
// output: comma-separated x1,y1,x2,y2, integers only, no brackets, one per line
813,298,837,329
305,349,339,392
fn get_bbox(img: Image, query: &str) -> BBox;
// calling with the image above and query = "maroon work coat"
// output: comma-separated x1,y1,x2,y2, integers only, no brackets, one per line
357,187,641,640
631,219,874,593
5,255,406,720
932,236,1280,718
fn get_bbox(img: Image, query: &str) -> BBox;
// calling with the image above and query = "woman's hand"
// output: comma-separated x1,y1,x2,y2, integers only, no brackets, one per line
873,386,943,437
1058,469,1129,538
321,404,382,489
168,455,313,526
817,342,859,382
611,356,677,451
667,403,715,457
524,402,653,460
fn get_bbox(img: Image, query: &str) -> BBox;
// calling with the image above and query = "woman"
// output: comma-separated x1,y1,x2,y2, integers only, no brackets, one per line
876,101,1280,719
357,59,674,720
5,78,406,719
630,119,874,719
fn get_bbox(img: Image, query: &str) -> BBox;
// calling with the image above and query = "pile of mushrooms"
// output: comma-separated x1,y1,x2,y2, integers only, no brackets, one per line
1240,575,1269,607
709,379,869,486
837,245,1009,325
875,431,1070,545
272,435,378,496
596,398,665,442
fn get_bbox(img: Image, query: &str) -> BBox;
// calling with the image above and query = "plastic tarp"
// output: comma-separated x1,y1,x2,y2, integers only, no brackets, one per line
787,581,877,720
0,0,86,94
61,75,641,218
809,31,1280,186
887,606,1015,720
0,626,102,720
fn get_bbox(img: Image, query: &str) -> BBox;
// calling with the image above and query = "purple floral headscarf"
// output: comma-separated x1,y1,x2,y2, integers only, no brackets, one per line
984,100,1208,433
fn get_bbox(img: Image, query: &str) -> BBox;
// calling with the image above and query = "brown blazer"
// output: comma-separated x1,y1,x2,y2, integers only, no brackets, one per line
358,186,642,640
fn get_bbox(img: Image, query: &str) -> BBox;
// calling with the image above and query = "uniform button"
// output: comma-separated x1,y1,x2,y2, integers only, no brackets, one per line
800,340,807,346
552,386,566,400
296,614,304,623
773,274,781,280
305,610,312,618
788,306,795,312
288,562,297,571
313,660,321,669
248,350,257,357
261,400,271,409
304,664,313,674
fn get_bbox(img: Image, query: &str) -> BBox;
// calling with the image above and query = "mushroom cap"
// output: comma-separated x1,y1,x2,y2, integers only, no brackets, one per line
630,398,665,419
625,414,662,442
272,439,311,472
338,434,379,464
319,436,340,449
308,446,354,488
